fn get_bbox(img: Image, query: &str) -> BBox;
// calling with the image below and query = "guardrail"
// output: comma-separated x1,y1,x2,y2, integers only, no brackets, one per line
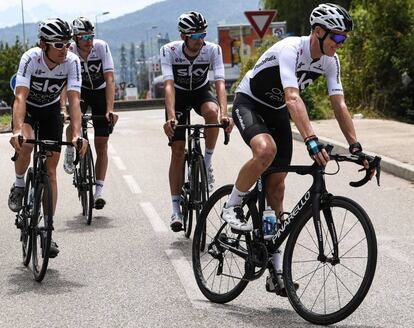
0,94,235,115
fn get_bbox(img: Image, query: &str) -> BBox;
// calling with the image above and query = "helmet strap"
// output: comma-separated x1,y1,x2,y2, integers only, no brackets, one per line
44,45,59,68
318,29,329,55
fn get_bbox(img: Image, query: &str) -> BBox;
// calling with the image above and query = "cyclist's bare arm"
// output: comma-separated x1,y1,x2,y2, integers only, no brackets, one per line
330,94,372,173
67,90,87,156
215,79,233,133
330,94,357,145
164,79,176,138
12,87,29,134
60,85,69,117
284,86,329,165
10,87,29,151
104,71,115,119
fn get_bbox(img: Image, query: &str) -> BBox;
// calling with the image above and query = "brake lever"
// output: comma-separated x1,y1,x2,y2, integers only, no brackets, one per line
222,119,230,145
73,138,83,166
349,155,381,187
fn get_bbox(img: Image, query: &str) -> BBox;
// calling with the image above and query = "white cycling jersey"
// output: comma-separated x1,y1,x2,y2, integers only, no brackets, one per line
69,39,114,90
15,47,81,108
160,40,225,91
236,36,344,109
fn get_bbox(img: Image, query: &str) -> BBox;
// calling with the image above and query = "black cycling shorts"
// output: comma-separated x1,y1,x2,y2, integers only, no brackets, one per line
232,92,292,167
24,102,63,153
166,84,219,143
81,87,111,137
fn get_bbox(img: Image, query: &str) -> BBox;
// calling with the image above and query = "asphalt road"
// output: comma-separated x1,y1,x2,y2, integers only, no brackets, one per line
0,110,413,328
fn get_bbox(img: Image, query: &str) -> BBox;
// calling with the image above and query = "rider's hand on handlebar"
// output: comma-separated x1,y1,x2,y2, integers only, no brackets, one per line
163,118,176,138
72,136,88,157
305,137,330,166
349,142,376,179
9,132,25,152
220,116,234,134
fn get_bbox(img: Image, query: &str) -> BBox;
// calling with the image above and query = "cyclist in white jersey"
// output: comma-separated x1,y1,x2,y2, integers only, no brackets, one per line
62,16,116,210
222,4,371,232
161,11,233,232
8,18,87,257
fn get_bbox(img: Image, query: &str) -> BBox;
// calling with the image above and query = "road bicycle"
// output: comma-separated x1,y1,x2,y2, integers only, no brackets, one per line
70,113,115,225
192,145,381,325
13,127,80,282
174,111,229,238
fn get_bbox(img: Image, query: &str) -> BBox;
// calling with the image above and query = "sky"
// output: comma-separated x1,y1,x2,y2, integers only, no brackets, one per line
0,0,163,28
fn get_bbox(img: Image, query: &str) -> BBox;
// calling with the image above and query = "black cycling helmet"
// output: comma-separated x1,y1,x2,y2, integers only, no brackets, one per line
310,3,353,32
178,11,208,34
38,18,72,41
72,16,95,35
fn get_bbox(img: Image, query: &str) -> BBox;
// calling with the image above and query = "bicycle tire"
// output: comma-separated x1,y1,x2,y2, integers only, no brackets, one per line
84,147,94,225
196,155,209,248
182,157,193,238
21,168,34,266
283,196,377,325
31,175,53,282
192,184,249,303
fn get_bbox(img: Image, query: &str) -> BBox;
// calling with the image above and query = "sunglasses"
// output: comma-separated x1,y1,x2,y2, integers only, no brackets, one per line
329,32,347,44
78,34,95,41
46,41,71,50
188,32,207,40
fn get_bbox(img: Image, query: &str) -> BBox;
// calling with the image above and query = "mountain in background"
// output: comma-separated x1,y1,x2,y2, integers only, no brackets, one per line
0,0,261,84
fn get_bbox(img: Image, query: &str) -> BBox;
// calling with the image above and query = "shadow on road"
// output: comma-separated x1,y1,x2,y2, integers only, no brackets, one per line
6,266,86,296
58,214,115,233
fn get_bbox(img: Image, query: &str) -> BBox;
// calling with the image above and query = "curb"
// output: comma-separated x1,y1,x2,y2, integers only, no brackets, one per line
291,129,414,183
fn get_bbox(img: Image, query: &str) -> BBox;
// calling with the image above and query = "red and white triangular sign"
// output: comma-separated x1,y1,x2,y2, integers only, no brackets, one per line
244,10,277,39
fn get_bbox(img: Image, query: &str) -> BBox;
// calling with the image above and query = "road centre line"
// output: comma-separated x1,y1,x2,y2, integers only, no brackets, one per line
108,143,116,155
112,156,126,170
123,175,142,194
165,248,209,309
139,201,168,233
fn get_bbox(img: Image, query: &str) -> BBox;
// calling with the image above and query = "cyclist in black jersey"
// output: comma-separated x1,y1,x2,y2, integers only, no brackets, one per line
62,16,116,210
222,4,374,232
161,11,233,232
9,18,88,257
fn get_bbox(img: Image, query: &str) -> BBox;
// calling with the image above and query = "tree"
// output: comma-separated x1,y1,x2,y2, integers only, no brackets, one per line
341,0,414,121
0,38,26,105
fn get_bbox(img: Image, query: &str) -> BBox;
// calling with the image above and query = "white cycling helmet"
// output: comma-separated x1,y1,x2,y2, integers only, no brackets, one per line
38,18,72,41
72,17,95,35
178,11,208,34
310,3,354,32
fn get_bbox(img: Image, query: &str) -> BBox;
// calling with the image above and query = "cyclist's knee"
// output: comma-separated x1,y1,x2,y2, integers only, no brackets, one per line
171,143,185,161
201,103,219,122
253,143,276,169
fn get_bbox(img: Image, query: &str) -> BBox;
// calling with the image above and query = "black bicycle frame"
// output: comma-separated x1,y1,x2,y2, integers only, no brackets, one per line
243,163,338,262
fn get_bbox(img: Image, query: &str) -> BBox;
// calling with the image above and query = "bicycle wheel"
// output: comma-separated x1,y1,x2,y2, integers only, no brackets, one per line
196,155,209,247
21,168,34,266
182,155,192,238
31,175,53,282
81,147,94,225
284,196,377,325
192,184,250,303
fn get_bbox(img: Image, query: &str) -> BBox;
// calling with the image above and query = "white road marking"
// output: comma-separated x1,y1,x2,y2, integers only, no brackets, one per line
165,248,209,309
108,143,116,155
123,175,142,194
112,156,126,170
139,201,168,233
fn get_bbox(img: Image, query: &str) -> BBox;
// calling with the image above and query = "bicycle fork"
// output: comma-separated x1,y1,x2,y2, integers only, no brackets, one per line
312,191,339,264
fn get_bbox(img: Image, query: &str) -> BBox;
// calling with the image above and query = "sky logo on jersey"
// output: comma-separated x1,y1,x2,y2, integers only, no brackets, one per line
176,66,209,77
34,68,46,75
31,79,65,93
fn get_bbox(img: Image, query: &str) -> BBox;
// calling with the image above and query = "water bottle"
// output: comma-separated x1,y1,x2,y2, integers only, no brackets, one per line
262,207,277,240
